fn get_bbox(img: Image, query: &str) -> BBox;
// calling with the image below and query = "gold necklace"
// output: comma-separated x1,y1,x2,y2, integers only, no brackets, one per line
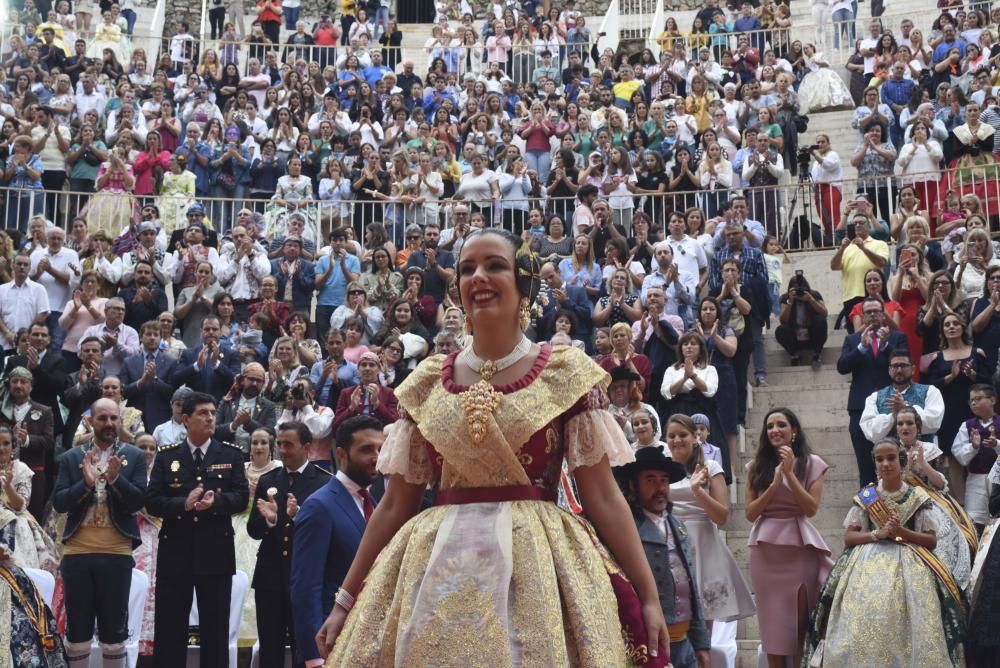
457,358,505,445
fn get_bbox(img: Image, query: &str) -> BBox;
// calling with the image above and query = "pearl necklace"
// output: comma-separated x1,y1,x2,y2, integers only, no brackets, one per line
458,335,533,382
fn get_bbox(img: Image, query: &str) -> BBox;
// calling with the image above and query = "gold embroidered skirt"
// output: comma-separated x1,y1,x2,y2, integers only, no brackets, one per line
326,499,627,667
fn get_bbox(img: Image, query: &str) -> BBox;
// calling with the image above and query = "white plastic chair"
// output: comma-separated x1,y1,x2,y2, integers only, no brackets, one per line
710,619,737,668
23,568,55,607
249,639,294,668
88,568,149,668
186,570,248,668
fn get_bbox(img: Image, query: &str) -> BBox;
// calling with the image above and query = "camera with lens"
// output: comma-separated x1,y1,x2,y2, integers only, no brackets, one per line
288,384,306,402
790,269,808,297
797,145,819,170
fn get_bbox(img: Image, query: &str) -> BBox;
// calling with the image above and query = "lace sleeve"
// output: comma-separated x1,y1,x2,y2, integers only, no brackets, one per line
564,388,635,471
914,503,940,534
376,419,435,486
843,505,869,530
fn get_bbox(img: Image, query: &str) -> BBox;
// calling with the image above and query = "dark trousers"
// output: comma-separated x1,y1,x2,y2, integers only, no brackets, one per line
27,465,47,523
733,328,755,424
61,553,134,644
849,408,876,487
315,304,336,347
262,19,281,45
774,320,828,356
208,6,225,38
40,169,66,225
255,587,296,666
154,573,232,668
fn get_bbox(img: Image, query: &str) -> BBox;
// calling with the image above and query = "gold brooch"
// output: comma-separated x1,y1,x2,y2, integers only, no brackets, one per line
457,360,502,444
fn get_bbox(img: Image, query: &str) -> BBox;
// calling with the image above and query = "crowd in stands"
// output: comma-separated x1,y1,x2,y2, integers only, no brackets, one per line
1,0,1000,665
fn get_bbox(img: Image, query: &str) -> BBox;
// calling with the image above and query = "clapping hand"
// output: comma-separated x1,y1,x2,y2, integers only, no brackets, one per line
104,455,122,483
286,492,299,519
193,489,215,511
256,489,278,523
82,449,100,488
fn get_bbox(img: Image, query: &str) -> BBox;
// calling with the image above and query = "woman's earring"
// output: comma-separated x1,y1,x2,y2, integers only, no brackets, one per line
519,297,531,332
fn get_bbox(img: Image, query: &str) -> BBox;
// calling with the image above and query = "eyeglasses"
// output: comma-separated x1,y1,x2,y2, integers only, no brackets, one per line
970,396,991,404
932,280,950,287
348,289,365,295
888,363,912,369
407,235,421,240
386,347,403,354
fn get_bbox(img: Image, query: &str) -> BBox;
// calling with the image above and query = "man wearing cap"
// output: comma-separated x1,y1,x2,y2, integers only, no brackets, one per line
331,352,399,433
0,367,56,521
171,216,220,289
269,212,317,259
122,321,181,433
271,236,316,323
617,446,712,668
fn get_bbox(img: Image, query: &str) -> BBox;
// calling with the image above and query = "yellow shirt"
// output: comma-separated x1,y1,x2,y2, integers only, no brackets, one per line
839,237,889,302
613,79,643,105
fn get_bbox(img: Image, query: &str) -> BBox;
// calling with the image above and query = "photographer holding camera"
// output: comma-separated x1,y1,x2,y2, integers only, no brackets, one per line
775,271,828,369
215,362,278,453
807,135,843,239
277,377,338,464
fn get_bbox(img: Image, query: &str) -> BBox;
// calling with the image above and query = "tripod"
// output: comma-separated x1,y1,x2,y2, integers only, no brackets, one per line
783,160,834,250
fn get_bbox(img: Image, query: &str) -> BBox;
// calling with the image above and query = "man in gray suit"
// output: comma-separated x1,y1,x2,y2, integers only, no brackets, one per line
617,446,711,668
214,362,277,454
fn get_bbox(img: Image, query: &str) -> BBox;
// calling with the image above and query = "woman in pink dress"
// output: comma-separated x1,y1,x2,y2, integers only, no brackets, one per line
745,407,832,668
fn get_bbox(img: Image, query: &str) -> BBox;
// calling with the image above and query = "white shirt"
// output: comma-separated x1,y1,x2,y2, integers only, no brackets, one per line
0,278,50,349
188,436,211,459
81,321,141,376
215,242,271,300
660,364,719,400
277,404,334,441
665,235,708,292
860,37,879,74
29,247,80,315
810,150,844,187
859,384,945,442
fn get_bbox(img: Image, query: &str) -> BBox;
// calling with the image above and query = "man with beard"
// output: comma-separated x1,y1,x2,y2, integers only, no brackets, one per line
248,421,331,666
405,222,454,305
291,415,383,668
61,336,107,454
0,367,55,521
214,362,278,454
120,221,171,287
146,392,248,668
121,321,180,433
860,348,944,444
52,397,146,668
118,260,169,331
615,446,711,668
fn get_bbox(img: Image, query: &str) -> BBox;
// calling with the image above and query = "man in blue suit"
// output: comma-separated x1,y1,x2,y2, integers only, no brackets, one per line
291,415,383,666
122,321,179,433
170,316,241,402
836,296,909,487
270,236,316,324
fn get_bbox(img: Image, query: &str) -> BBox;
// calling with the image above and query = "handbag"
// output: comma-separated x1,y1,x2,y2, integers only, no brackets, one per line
216,172,238,193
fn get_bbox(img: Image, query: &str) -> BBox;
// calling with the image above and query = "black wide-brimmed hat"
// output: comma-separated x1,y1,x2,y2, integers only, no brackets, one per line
618,445,687,484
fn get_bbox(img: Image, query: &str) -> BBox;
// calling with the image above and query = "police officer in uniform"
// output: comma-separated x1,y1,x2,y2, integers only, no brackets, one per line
145,391,249,668
247,421,331,666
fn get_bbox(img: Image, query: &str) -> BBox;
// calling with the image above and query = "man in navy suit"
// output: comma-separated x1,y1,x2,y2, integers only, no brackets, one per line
538,262,593,347
270,236,316,323
290,415,383,667
836,296,909,487
122,321,179,433
170,316,241,402
248,420,330,667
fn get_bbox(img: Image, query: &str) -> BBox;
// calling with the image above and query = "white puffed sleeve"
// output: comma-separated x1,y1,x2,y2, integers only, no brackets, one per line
376,418,435,486
564,387,636,471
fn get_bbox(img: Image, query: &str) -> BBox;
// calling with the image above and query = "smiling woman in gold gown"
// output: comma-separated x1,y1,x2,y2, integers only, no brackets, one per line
802,438,966,667
316,229,670,667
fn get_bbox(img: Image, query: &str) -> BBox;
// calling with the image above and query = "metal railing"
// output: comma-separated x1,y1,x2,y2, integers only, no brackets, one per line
2,165,997,252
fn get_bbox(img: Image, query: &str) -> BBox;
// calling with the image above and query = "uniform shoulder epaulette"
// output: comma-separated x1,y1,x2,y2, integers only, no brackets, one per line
221,441,243,451
158,442,181,452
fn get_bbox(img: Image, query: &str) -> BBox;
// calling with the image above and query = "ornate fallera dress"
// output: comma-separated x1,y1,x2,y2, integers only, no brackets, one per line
1,461,59,575
802,483,966,667
328,345,665,667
